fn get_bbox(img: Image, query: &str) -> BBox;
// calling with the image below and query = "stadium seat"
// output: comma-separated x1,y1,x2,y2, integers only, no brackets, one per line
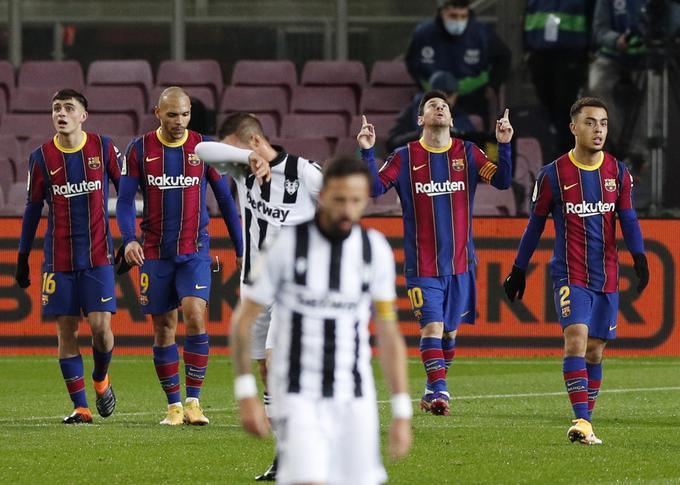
19,136,47,170
18,60,85,91
156,60,223,108
85,86,145,131
0,157,12,200
364,189,401,216
334,137,360,157
290,86,356,121
148,85,217,111
270,137,333,164
85,114,135,136
87,60,153,105
300,60,366,98
0,134,21,174
231,60,297,97
280,114,347,140
369,61,418,87
1,181,29,215
0,114,53,139
360,86,415,115
219,86,288,124
217,112,279,138
0,60,15,108
138,114,159,135
515,136,544,214
350,114,397,139
9,87,53,113
473,183,517,216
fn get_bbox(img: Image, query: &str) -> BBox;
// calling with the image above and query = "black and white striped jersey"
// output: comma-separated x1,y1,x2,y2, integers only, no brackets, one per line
232,149,322,285
242,220,396,400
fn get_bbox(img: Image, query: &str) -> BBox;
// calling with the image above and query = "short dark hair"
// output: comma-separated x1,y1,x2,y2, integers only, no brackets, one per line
439,0,470,8
322,156,371,186
52,88,88,110
570,97,608,120
218,112,265,141
418,90,449,116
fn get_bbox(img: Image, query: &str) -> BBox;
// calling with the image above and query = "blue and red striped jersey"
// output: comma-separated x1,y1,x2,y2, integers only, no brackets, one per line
366,138,511,277
24,133,122,272
530,151,635,293
123,129,223,259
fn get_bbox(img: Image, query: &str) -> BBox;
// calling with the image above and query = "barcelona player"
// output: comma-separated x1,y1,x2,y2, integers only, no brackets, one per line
116,87,244,425
15,89,122,424
503,97,649,444
358,91,514,415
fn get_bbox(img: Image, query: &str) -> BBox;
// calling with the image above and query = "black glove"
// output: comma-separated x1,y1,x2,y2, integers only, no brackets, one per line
15,253,30,288
114,244,132,275
632,253,649,294
503,265,526,302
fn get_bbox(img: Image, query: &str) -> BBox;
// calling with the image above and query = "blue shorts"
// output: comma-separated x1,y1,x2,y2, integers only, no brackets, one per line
139,252,212,315
554,284,619,340
41,265,116,317
406,271,476,332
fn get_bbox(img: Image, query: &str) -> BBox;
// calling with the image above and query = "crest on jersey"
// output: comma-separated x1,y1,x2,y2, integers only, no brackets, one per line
41,295,49,306
188,153,200,166
561,306,571,318
87,156,101,169
139,295,148,306
451,158,464,172
414,309,423,321
604,178,616,192
285,178,300,196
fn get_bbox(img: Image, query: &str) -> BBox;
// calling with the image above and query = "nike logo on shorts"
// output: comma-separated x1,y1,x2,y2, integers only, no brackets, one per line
195,284,207,290
100,297,113,302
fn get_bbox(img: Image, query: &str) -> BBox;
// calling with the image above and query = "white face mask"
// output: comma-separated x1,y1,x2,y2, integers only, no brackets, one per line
444,19,468,36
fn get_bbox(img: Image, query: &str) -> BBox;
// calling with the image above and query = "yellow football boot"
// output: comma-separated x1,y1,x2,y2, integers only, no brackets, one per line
183,400,210,425
159,403,184,426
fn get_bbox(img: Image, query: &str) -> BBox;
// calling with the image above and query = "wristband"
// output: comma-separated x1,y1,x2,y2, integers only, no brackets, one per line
234,374,257,400
390,393,413,419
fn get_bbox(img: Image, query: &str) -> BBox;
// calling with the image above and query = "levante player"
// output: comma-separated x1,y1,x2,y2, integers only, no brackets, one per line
116,87,244,426
503,97,649,444
357,91,514,415
15,89,122,424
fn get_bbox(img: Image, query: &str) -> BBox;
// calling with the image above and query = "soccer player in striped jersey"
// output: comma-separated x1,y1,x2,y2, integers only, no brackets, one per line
503,97,649,444
213,112,322,481
358,90,514,415
15,89,122,424
115,87,244,426
231,156,412,485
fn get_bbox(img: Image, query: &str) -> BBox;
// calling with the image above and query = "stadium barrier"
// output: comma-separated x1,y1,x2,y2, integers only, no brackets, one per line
1,217,678,356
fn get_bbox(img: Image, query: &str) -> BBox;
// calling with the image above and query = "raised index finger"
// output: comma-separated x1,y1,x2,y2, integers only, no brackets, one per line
362,114,368,126
502,108,509,120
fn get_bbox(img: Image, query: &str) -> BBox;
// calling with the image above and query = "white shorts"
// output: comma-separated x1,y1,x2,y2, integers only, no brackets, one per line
250,303,272,360
274,394,387,485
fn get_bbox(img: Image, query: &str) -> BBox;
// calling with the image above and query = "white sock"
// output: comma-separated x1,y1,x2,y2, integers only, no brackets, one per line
263,392,279,441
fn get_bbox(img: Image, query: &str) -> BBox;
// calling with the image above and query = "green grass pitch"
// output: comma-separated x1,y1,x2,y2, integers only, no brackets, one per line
1,356,678,484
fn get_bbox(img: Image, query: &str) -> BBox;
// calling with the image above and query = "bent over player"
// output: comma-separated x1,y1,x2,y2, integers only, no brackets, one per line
15,89,121,423
358,90,514,415
503,97,649,444
231,156,411,485
198,112,322,481
116,87,244,425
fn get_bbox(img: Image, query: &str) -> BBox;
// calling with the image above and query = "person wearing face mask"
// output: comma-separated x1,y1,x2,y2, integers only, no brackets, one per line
405,0,511,130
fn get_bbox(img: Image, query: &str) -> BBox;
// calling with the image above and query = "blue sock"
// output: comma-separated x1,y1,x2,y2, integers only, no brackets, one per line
59,355,88,409
586,362,603,420
563,356,589,421
153,344,181,405
420,337,446,393
92,347,112,382
183,333,209,400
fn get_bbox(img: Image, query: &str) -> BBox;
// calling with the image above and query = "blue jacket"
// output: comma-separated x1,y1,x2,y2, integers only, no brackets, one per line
592,0,646,65
405,10,511,96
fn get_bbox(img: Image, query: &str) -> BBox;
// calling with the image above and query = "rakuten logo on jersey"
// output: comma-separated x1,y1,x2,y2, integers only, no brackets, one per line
146,174,200,190
52,180,102,198
414,180,465,197
565,201,615,218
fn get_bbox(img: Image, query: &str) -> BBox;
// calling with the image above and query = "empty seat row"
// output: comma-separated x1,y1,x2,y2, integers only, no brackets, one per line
0,59,417,112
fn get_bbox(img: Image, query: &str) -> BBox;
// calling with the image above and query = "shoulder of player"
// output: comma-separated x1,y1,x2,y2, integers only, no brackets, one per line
364,228,393,254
